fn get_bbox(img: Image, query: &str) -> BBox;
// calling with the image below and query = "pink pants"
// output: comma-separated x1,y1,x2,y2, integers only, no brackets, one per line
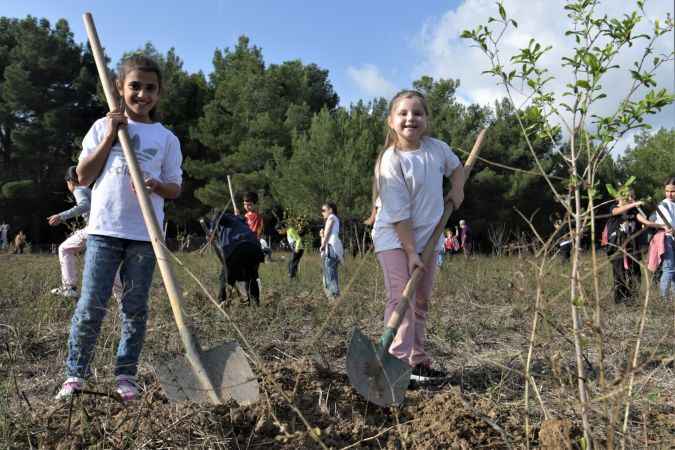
59,229,88,287
377,249,437,368
58,228,122,296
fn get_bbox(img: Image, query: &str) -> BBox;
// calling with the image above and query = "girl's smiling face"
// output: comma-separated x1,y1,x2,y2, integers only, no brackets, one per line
388,96,428,149
117,69,160,123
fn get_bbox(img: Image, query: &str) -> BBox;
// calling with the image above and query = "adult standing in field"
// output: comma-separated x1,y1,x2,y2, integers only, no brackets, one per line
459,219,473,257
56,55,182,402
320,201,343,299
607,188,662,304
649,177,675,300
371,90,464,384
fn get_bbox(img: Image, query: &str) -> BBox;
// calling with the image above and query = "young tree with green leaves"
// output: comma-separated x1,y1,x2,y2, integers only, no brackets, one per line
462,0,673,447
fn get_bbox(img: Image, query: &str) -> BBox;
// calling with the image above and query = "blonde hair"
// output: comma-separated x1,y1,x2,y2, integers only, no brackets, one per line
371,90,430,205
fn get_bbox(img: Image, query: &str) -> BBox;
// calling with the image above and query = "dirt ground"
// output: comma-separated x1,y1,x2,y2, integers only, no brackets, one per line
1,251,673,448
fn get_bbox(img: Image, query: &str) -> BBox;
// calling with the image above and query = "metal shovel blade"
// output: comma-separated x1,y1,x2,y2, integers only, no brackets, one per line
346,327,411,407
157,341,259,405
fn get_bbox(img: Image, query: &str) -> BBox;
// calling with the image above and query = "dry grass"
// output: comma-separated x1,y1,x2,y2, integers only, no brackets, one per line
0,249,673,448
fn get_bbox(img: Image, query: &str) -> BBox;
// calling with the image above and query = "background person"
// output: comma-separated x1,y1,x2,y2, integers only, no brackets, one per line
13,230,26,254
459,219,473,257
320,201,343,299
47,166,92,298
608,188,662,304
652,177,675,300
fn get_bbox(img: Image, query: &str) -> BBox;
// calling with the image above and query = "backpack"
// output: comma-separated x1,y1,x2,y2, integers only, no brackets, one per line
602,216,620,255
214,213,262,259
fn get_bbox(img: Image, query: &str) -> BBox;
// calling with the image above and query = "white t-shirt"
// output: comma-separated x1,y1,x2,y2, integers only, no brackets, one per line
372,137,461,254
655,199,675,227
324,214,344,263
80,117,183,241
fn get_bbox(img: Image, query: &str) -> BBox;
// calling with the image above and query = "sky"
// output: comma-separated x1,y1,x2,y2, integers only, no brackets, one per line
3,0,673,152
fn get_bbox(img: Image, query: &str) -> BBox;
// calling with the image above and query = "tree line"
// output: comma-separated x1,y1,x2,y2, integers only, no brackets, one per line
1,16,672,249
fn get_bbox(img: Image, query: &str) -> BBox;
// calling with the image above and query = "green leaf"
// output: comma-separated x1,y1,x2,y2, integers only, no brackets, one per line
498,2,506,20
576,80,591,90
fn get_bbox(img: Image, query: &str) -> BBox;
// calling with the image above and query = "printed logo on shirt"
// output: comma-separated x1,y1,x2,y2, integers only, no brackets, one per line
110,134,160,163
108,133,159,178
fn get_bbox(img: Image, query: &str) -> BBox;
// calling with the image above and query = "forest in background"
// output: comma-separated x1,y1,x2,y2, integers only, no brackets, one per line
0,16,673,248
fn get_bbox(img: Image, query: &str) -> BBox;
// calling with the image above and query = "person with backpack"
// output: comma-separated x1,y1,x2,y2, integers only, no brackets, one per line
607,188,662,304
647,177,675,300
213,213,265,306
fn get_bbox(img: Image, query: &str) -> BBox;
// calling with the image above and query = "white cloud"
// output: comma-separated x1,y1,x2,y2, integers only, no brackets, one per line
347,64,397,99
416,0,674,153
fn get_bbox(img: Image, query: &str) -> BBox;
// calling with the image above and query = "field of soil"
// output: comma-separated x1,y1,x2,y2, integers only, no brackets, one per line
1,250,673,449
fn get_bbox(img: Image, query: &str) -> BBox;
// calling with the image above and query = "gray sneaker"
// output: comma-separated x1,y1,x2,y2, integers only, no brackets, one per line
50,285,78,299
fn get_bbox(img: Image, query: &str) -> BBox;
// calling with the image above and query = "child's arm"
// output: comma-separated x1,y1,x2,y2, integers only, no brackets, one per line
143,178,181,199
150,133,183,199
637,214,665,229
393,220,424,273
638,206,672,232
47,189,91,226
363,206,377,226
445,165,465,208
77,112,127,186
611,201,641,216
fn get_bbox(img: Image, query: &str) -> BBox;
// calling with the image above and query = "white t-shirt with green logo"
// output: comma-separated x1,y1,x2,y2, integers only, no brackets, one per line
80,117,183,241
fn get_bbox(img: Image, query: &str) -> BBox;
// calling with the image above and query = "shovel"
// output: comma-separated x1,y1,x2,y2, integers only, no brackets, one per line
347,129,487,407
83,13,258,405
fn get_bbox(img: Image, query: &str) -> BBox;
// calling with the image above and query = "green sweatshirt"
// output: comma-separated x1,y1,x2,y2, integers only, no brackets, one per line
286,227,303,251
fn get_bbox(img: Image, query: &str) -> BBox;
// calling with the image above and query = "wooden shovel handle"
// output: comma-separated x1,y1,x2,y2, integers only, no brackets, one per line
83,13,221,404
227,175,238,213
386,129,487,330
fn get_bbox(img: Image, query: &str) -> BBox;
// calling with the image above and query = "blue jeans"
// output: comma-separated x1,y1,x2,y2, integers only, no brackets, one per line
660,235,674,299
322,246,340,297
436,250,446,267
66,235,156,378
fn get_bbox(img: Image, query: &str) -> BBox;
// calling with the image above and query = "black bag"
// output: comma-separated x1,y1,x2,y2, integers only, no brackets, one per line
603,215,621,255
215,214,263,260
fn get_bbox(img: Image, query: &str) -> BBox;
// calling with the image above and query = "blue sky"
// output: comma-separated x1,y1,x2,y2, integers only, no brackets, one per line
4,0,673,152
3,0,462,106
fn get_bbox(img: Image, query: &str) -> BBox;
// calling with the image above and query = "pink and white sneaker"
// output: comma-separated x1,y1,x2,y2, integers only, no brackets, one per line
55,377,84,400
115,375,139,402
